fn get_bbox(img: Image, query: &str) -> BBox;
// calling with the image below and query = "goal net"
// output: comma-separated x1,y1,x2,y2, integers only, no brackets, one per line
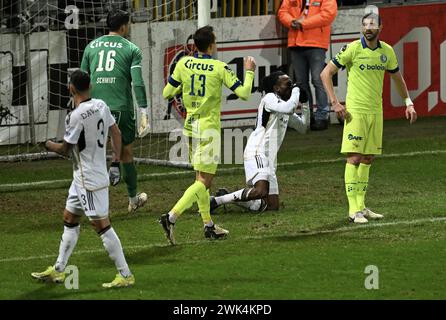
0,0,198,167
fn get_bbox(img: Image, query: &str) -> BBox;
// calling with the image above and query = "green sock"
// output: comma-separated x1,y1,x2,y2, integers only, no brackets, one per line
172,180,206,217
357,163,371,211
122,163,137,198
197,189,211,225
345,162,359,216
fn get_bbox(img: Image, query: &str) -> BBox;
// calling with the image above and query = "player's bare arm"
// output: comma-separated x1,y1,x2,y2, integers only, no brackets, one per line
321,61,348,119
110,123,122,162
389,71,417,124
44,140,73,157
244,56,256,72
108,123,122,186
231,56,256,101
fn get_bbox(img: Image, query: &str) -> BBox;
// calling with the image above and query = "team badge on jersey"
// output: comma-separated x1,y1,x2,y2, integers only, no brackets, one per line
380,54,387,63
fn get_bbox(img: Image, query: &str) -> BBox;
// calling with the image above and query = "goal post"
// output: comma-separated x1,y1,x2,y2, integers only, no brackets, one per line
197,0,210,28
0,0,200,166
0,0,278,166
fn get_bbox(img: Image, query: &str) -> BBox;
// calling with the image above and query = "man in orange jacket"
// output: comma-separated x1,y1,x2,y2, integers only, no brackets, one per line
278,0,337,130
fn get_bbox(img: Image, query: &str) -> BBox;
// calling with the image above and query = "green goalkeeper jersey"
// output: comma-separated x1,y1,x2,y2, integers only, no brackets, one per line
332,37,399,114
81,34,147,112
163,53,254,137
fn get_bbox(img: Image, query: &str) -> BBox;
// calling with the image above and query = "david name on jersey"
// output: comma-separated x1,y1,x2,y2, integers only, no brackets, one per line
80,107,99,120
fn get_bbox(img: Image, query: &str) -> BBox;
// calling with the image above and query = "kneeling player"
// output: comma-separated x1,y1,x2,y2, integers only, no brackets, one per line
211,71,310,212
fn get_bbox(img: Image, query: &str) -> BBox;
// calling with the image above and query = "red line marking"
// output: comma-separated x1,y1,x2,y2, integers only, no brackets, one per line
222,109,258,115
330,38,358,44
219,44,285,51
218,39,358,52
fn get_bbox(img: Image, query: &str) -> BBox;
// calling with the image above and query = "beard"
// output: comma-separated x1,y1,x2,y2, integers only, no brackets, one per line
364,30,378,41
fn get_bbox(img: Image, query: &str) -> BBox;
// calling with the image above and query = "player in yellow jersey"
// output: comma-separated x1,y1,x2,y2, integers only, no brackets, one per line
159,26,256,244
321,12,417,223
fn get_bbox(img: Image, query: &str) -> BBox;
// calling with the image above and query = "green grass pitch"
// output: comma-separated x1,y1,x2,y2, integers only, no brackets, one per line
0,117,445,299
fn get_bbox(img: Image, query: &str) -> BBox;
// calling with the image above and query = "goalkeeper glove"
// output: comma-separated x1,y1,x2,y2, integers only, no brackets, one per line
138,107,150,138
109,161,121,186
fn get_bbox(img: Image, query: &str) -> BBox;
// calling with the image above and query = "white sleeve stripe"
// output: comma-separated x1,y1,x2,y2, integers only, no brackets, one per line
131,65,142,69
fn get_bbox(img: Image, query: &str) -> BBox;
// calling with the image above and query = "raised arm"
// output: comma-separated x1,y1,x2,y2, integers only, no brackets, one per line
264,87,300,114
163,77,182,99
225,56,256,101
288,103,310,134
163,61,183,100
389,71,417,124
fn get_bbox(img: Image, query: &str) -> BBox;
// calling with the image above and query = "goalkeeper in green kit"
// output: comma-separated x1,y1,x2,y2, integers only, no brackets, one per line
81,9,148,213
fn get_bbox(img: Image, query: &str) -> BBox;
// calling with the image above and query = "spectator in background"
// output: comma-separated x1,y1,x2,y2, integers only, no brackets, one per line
278,0,337,131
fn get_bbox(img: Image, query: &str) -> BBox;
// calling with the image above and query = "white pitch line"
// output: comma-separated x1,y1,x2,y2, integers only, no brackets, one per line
279,149,446,166
1,149,446,190
0,179,70,188
1,216,445,263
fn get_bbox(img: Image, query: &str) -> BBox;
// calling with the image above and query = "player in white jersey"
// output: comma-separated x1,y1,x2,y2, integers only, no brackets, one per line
211,71,310,212
31,70,135,288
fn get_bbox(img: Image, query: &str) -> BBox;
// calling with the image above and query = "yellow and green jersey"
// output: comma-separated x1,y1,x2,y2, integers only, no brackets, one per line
332,37,399,114
163,53,254,137
81,35,147,112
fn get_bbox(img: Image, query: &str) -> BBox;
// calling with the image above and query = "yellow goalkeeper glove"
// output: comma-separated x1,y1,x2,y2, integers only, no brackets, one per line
138,107,150,138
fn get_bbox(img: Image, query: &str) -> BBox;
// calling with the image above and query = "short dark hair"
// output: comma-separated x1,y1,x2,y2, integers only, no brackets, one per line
70,69,90,92
193,25,216,52
362,12,381,26
107,9,130,32
259,71,286,94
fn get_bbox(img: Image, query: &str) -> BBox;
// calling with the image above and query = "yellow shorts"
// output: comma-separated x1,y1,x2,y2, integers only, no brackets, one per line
341,112,383,155
188,136,220,174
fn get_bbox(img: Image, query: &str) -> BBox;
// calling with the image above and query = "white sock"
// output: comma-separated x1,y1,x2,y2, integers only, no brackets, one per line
249,199,262,211
54,224,80,272
168,211,177,223
215,189,247,205
205,220,214,228
235,199,262,211
129,196,137,205
100,227,132,278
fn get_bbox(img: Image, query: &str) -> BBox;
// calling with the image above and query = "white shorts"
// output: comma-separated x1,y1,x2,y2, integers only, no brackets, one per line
244,154,279,195
65,182,109,220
